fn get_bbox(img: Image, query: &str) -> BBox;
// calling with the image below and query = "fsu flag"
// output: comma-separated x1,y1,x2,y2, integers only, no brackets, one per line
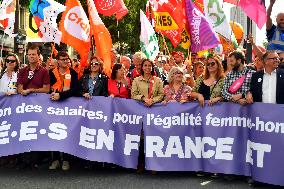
185,0,220,53
95,0,128,20
59,0,90,67
87,0,113,76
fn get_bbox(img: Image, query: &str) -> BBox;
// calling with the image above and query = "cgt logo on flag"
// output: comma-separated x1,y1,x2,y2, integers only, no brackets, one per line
64,6,90,41
98,0,116,11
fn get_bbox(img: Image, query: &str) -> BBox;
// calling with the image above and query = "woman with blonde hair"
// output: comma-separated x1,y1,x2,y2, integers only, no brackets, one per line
191,54,225,106
0,53,20,95
163,66,192,103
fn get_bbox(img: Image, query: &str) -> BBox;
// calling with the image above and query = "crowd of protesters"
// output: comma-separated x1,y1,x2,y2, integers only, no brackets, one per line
0,2,283,186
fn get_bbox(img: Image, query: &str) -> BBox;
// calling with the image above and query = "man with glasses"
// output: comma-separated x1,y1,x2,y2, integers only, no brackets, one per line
222,51,255,105
49,51,79,101
17,44,50,96
48,51,79,171
246,51,284,104
278,51,284,69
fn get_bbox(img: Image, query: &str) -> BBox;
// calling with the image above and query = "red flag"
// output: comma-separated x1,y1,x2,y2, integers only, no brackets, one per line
59,0,90,67
87,0,113,76
193,0,204,13
239,0,266,29
115,0,128,20
224,0,239,5
95,0,128,20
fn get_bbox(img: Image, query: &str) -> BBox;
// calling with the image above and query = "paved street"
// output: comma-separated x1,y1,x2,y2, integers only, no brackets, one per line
0,165,282,189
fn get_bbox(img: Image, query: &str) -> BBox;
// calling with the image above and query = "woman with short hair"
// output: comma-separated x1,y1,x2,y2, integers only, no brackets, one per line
163,67,192,103
108,63,130,98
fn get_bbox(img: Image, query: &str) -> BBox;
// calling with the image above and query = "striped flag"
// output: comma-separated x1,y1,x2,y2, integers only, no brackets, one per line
185,0,220,53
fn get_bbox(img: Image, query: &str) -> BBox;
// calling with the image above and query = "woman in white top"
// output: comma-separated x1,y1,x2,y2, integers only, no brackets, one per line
0,53,19,95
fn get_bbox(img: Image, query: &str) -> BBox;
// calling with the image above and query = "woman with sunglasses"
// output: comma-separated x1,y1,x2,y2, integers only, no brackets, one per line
163,66,192,103
108,63,130,98
79,56,108,99
191,54,225,106
0,53,20,95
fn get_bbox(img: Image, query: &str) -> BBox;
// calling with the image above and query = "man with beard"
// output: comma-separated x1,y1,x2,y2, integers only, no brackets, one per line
222,51,255,105
267,0,284,51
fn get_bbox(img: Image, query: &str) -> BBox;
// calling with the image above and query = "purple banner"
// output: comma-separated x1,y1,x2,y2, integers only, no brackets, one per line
1,94,284,186
0,94,143,169
144,101,284,186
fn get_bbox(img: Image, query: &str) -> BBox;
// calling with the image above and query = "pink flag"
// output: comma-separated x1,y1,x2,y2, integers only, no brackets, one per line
239,0,266,29
185,0,220,53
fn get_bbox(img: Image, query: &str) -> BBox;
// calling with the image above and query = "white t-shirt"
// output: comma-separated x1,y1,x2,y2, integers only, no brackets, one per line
0,72,18,93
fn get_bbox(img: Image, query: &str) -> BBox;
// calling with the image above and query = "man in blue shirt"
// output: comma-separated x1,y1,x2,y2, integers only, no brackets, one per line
266,0,284,51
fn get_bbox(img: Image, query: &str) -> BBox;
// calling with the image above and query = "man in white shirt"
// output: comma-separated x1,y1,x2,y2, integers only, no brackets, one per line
246,51,284,104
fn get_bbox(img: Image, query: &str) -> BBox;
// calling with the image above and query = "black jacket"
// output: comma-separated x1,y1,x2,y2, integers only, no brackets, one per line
79,73,108,97
49,68,79,100
250,69,284,104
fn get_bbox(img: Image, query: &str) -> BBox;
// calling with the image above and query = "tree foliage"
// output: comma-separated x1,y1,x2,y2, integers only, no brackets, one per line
20,0,146,54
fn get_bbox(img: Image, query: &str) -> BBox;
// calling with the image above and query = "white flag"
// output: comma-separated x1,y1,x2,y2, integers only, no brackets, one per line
140,10,159,61
204,0,238,48
0,0,17,37
28,0,65,43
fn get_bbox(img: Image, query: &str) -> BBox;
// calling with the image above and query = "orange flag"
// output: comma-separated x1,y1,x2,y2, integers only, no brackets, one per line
87,0,113,76
59,0,90,67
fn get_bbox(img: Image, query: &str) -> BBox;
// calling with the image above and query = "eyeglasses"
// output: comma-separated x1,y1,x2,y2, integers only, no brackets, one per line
28,71,34,79
59,58,69,62
91,62,100,66
207,62,216,67
267,57,280,61
174,71,183,75
6,59,16,64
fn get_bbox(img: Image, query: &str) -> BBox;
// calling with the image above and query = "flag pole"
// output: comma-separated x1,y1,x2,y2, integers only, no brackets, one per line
246,17,252,63
91,35,95,56
160,32,170,56
13,0,19,54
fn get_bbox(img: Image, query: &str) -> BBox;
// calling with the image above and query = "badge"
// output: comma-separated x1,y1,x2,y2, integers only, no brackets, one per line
258,78,262,82
65,74,71,79
93,80,96,85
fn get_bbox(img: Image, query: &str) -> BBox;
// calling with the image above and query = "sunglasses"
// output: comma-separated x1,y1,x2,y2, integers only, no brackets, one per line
207,62,216,67
174,71,183,75
91,62,100,66
267,57,280,61
6,59,16,64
